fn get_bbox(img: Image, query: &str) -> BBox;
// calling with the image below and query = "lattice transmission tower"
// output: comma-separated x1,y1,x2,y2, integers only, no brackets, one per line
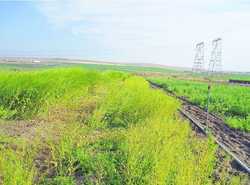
192,42,205,72
208,38,222,73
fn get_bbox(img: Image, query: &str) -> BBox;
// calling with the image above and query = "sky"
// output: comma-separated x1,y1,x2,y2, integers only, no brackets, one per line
1,0,250,71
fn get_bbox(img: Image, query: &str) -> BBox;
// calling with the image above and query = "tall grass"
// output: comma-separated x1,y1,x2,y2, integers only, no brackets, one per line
88,77,217,184
0,68,241,184
90,77,178,128
0,146,37,185
0,68,128,119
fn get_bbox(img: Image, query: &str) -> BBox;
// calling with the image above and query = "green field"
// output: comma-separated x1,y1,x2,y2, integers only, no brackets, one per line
0,66,248,185
148,77,250,132
0,62,176,74
0,68,219,185
1,62,250,81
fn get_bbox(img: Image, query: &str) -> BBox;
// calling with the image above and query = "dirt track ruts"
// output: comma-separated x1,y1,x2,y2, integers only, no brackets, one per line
183,104,250,168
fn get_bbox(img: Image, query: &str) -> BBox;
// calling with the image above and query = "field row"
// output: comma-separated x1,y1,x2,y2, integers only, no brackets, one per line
148,77,250,132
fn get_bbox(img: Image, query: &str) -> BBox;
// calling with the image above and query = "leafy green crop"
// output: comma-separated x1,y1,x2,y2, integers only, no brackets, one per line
149,77,250,132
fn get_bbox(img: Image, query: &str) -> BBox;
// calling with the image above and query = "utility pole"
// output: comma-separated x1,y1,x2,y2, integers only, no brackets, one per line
192,42,205,72
208,38,222,73
206,38,222,126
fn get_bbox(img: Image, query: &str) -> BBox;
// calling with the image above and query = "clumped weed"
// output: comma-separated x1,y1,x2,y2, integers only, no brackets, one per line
90,76,179,128
0,145,37,185
44,124,126,185
123,111,216,185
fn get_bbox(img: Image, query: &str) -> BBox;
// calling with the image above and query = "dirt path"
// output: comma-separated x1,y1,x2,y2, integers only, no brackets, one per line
182,104,250,170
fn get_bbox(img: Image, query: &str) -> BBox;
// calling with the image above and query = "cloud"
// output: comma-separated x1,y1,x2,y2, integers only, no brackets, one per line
36,0,250,71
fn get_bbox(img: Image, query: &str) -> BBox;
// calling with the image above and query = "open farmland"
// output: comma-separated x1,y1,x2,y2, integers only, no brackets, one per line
2,67,247,184
2,0,250,184
0,61,177,74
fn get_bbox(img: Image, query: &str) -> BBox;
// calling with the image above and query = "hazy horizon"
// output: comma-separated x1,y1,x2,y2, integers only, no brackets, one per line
1,1,250,72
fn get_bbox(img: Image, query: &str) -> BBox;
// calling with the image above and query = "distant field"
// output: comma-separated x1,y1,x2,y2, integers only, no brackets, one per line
1,62,250,81
0,62,64,70
229,74,250,81
0,62,176,74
